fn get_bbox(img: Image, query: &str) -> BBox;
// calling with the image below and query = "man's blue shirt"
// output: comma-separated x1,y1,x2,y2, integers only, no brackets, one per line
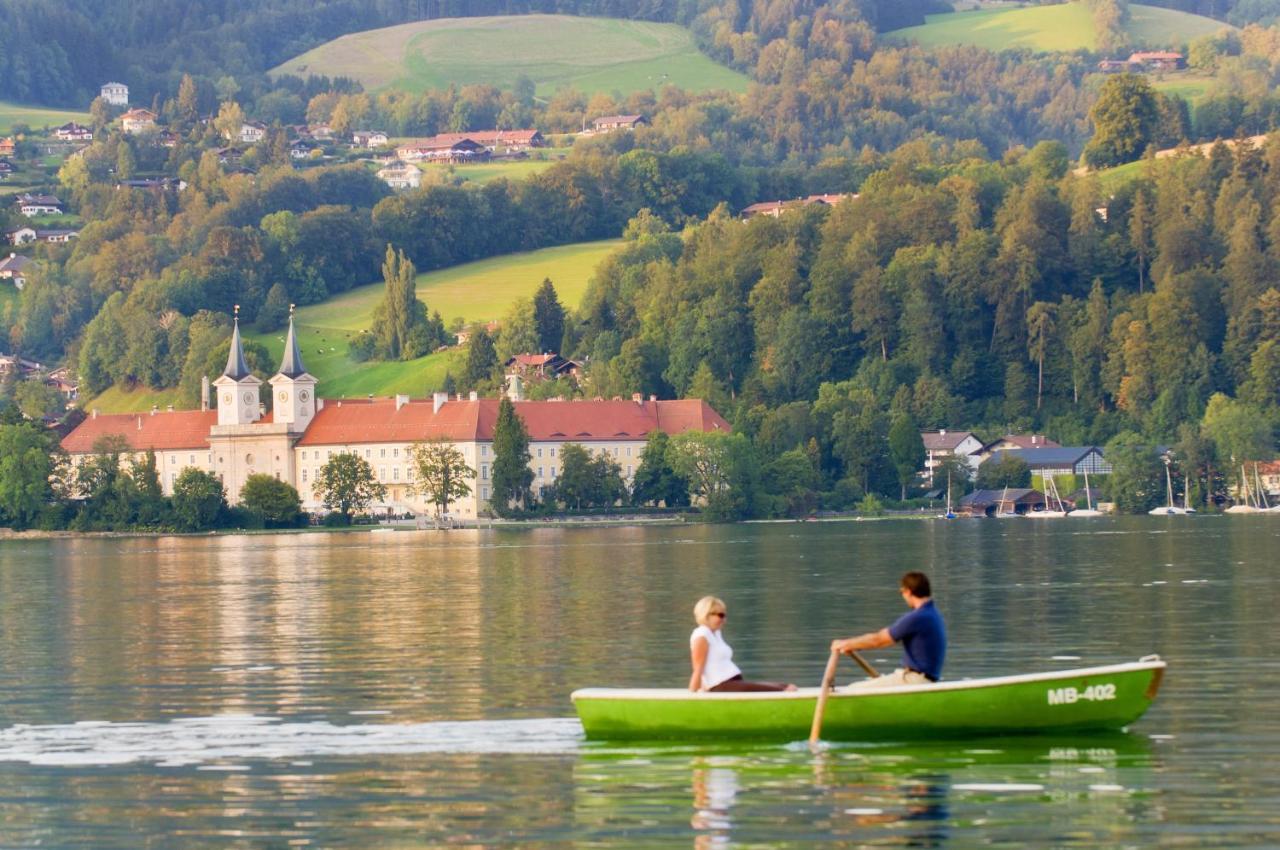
888,599,946,681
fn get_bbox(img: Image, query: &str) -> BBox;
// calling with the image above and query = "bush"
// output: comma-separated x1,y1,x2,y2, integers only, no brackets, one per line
856,493,885,515
322,511,350,527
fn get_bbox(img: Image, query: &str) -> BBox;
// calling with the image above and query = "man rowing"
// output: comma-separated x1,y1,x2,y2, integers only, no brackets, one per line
830,571,946,688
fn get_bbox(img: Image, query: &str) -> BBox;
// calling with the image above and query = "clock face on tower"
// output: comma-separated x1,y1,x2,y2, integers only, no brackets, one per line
278,390,289,403
299,390,310,402
222,393,232,405
242,391,255,405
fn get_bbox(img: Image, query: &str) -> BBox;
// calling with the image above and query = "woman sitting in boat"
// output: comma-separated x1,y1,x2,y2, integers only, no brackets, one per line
689,596,797,693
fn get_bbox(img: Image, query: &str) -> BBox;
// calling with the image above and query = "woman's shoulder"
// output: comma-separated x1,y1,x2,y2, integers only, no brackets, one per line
690,624,714,643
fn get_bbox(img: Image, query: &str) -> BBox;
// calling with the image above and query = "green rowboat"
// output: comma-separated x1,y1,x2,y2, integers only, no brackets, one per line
572,657,1166,742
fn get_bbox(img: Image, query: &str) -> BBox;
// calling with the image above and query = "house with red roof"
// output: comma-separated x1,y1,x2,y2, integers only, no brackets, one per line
62,317,729,517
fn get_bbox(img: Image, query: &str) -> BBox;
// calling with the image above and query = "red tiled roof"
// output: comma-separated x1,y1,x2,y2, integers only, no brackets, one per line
298,397,729,446
63,398,730,453
62,410,218,453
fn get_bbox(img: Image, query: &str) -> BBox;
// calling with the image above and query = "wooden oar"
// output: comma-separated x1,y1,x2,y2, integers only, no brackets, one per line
809,650,842,745
847,650,880,679
809,650,883,746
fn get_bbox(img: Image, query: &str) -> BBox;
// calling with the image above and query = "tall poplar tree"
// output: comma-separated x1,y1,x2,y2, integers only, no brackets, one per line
490,396,533,515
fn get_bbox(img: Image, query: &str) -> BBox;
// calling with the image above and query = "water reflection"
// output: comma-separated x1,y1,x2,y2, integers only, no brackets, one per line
691,758,738,847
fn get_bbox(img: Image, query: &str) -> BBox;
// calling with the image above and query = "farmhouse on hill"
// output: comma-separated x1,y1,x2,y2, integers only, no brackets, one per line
504,353,582,381
14,193,64,216
0,138,15,157
352,130,389,148
60,317,730,518
741,193,855,219
590,114,648,133
0,253,32,289
120,108,158,134
54,122,93,142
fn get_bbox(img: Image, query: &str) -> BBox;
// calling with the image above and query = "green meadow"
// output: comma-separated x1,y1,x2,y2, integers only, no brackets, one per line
272,15,748,96
891,2,1228,53
89,239,619,410
0,100,91,135
247,238,620,398
419,156,564,185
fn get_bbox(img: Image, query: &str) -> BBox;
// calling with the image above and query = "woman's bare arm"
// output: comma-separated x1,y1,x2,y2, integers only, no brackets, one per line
689,635,709,691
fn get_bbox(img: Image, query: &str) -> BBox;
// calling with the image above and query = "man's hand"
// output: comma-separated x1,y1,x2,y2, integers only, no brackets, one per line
832,629,894,654
831,638,858,654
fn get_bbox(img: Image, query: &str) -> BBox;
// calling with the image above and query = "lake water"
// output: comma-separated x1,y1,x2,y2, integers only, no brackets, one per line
1,517,1278,847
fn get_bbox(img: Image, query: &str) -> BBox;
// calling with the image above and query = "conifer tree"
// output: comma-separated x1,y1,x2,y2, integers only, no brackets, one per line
532,278,566,354
490,396,533,515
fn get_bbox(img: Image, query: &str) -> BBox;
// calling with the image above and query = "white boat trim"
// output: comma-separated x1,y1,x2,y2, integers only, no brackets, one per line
571,658,1165,702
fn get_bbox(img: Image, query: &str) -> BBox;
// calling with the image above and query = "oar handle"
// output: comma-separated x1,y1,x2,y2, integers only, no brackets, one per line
846,650,880,679
809,650,842,745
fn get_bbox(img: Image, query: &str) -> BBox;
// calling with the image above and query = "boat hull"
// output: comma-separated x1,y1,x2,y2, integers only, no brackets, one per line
573,659,1165,742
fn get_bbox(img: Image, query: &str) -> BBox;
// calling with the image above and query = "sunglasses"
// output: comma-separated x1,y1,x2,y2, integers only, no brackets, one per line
710,612,727,618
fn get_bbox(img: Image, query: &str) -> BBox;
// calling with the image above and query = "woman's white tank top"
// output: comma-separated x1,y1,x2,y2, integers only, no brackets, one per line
691,624,742,689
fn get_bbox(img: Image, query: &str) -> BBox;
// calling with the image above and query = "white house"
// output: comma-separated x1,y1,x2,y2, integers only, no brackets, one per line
100,82,129,106
15,193,64,216
376,160,422,190
120,108,157,135
920,429,985,479
54,122,93,142
4,226,37,246
0,253,32,289
352,130,389,149
234,122,267,145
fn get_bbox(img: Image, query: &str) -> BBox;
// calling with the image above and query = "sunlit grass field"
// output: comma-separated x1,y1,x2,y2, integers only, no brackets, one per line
272,15,748,96
0,100,91,135
891,3,1228,52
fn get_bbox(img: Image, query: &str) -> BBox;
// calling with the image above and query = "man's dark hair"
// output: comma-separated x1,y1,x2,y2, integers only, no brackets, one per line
901,571,931,598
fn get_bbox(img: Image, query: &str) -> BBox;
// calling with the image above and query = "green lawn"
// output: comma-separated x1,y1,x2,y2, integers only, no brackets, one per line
1152,73,1215,102
0,283,19,315
0,100,91,135
272,15,748,96
890,2,1228,52
85,385,187,415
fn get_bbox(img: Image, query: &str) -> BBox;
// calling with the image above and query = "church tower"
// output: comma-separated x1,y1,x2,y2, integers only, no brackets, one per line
212,307,262,426
268,306,318,433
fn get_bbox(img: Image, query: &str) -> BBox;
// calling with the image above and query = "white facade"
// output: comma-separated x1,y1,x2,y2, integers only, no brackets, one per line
101,82,129,106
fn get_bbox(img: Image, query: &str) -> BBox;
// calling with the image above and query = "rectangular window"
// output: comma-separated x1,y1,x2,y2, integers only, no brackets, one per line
169,473,175,486
627,465,632,476
482,445,489,457
551,468,556,479
408,467,415,481
302,470,308,483
626,447,632,457
380,448,386,458
393,448,399,458
380,467,387,480
538,467,544,478
170,454,176,465
482,464,489,480
537,448,543,458
189,454,195,464
393,467,400,480
482,487,489,500
550,448,556,458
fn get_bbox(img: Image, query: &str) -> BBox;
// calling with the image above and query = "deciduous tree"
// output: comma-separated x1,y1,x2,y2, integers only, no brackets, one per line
315,452,385,522
409,440,474,518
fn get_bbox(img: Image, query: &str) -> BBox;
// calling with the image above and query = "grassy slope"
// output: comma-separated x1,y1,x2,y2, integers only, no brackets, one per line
272,15,748,96
90,239,619,410
0,101,91,135
892,3,1228,52
419,156,564,186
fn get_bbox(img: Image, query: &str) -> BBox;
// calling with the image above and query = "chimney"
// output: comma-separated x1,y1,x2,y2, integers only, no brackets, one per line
395,394,409,411
469,391,478,401
200,375,210,412
136,416,142,430
91,408,98,419
166,404,173,412
433,391,448,413
940,428,946,436
649,394,657,402
150,405,157,416
632,393,643,404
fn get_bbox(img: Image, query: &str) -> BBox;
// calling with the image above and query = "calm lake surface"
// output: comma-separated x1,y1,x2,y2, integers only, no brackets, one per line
1,517,1279,847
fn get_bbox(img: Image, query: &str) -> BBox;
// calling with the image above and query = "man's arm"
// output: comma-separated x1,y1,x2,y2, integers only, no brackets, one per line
831,628,893,654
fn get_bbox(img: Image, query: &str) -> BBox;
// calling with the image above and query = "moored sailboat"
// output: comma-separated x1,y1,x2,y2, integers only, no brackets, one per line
1069,469,1104,517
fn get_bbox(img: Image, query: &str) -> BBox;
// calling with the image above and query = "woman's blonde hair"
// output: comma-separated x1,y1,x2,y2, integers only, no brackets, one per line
693,595,727,627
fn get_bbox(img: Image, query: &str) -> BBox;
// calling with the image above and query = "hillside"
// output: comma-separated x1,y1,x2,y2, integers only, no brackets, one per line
87,239,619,411
270,15,749,96
890,3,1229,52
